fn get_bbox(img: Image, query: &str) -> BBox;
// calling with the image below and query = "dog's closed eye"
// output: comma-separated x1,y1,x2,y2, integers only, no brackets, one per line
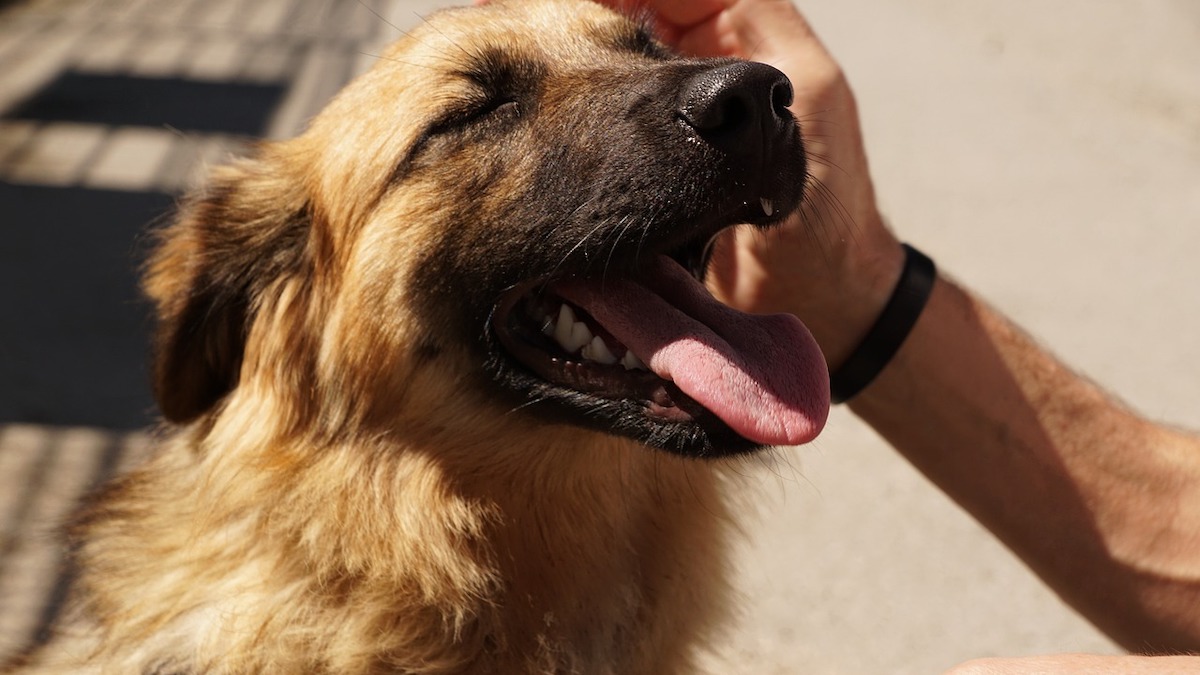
616,23,671,60
439,95,522,131
403,52,538,161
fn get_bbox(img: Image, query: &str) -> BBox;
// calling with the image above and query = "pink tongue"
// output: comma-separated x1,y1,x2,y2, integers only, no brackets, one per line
557,256,829,447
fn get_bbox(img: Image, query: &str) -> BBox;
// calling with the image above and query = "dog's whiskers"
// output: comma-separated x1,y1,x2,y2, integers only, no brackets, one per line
505,394,552,416
356,0,409,38
542,197,611,281
630,204,663,269
356,1,483,68
806,176,859,246
354,51,439,71
600,214,639,285
412,9,480,62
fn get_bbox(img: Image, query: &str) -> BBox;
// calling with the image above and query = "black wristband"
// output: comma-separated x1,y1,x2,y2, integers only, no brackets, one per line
829,243,936,404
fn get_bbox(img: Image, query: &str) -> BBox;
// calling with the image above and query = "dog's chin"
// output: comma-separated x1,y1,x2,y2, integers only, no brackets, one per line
490,365,764,458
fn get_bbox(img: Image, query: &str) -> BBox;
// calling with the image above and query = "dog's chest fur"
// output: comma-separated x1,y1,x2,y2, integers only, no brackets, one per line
34,417,731,674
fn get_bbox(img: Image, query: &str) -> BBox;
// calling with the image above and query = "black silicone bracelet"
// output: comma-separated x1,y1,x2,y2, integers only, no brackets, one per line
829,244,936,404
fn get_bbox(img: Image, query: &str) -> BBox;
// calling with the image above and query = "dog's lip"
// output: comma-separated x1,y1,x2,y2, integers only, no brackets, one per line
492,276,702,424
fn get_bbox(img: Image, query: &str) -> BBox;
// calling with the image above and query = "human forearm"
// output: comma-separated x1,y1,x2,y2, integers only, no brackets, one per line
946,653,1200,674
595,0,1200,655
848,273,1200,651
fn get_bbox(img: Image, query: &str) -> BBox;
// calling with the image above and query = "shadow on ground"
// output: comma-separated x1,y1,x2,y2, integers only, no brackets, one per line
0,183,170,429
1,71,287,430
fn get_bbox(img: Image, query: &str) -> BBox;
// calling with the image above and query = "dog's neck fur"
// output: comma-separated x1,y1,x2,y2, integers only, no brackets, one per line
46,393,734,674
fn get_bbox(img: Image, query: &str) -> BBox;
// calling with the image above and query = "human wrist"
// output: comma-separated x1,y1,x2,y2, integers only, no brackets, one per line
827,243,936,403
795,220,906,371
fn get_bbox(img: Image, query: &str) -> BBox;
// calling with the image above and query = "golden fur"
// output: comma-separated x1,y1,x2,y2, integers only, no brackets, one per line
7,0,817,672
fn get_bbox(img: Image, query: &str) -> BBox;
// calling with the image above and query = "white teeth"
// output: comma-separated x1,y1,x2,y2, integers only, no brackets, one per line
554,304,574,346
550,302,642,369
570,321,592,351
621,349,646,371
554,304,593,353
581,336,618,365
760,197,775,217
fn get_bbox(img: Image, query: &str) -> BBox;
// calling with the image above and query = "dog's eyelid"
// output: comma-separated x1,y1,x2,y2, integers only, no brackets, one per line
448,92,520,126
607,18,669,59
632,25,656,51
452,58,531,123
404,93,520,166
460,48,536,90
462,69,507,95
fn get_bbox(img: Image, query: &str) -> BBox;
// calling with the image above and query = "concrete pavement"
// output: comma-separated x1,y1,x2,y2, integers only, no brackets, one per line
2,0,1198,671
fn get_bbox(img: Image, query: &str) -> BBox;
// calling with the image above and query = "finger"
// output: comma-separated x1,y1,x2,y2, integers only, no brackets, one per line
642,0,727,29
594,0,728,28
600,0,643,13
673,12,739,58
597,0,723,48
721,0,832,65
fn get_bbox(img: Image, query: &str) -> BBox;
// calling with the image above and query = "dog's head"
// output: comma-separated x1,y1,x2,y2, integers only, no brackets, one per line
146,0,830,458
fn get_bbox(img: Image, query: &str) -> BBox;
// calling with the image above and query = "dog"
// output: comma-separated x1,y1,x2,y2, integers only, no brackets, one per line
7,0,829,672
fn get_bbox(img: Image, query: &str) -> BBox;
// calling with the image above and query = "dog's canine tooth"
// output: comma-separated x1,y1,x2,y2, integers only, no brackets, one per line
581,336,618,365
568,321,593,353
760,197,774,217
554,304,576,348
554,304,592,352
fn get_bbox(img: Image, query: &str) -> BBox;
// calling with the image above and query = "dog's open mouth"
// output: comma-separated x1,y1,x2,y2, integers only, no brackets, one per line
491,222,830,451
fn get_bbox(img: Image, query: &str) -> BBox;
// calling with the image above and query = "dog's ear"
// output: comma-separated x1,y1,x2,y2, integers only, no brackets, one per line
145,151,313,424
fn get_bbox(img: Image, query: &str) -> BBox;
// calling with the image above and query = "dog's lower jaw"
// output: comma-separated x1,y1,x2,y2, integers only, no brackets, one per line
26,418,732,674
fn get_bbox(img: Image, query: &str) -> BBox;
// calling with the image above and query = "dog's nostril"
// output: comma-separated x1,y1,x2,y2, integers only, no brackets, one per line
681,62,792,129
687,93,749,135
677,61,794,155
771,77,794,118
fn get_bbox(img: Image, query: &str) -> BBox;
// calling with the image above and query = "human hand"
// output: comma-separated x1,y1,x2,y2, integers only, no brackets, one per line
598,0,904,368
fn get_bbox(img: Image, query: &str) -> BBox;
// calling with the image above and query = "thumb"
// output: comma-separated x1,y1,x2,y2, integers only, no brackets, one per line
677,0,837,79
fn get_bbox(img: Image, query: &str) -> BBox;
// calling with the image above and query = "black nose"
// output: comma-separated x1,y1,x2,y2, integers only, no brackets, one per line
677,61,795,159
